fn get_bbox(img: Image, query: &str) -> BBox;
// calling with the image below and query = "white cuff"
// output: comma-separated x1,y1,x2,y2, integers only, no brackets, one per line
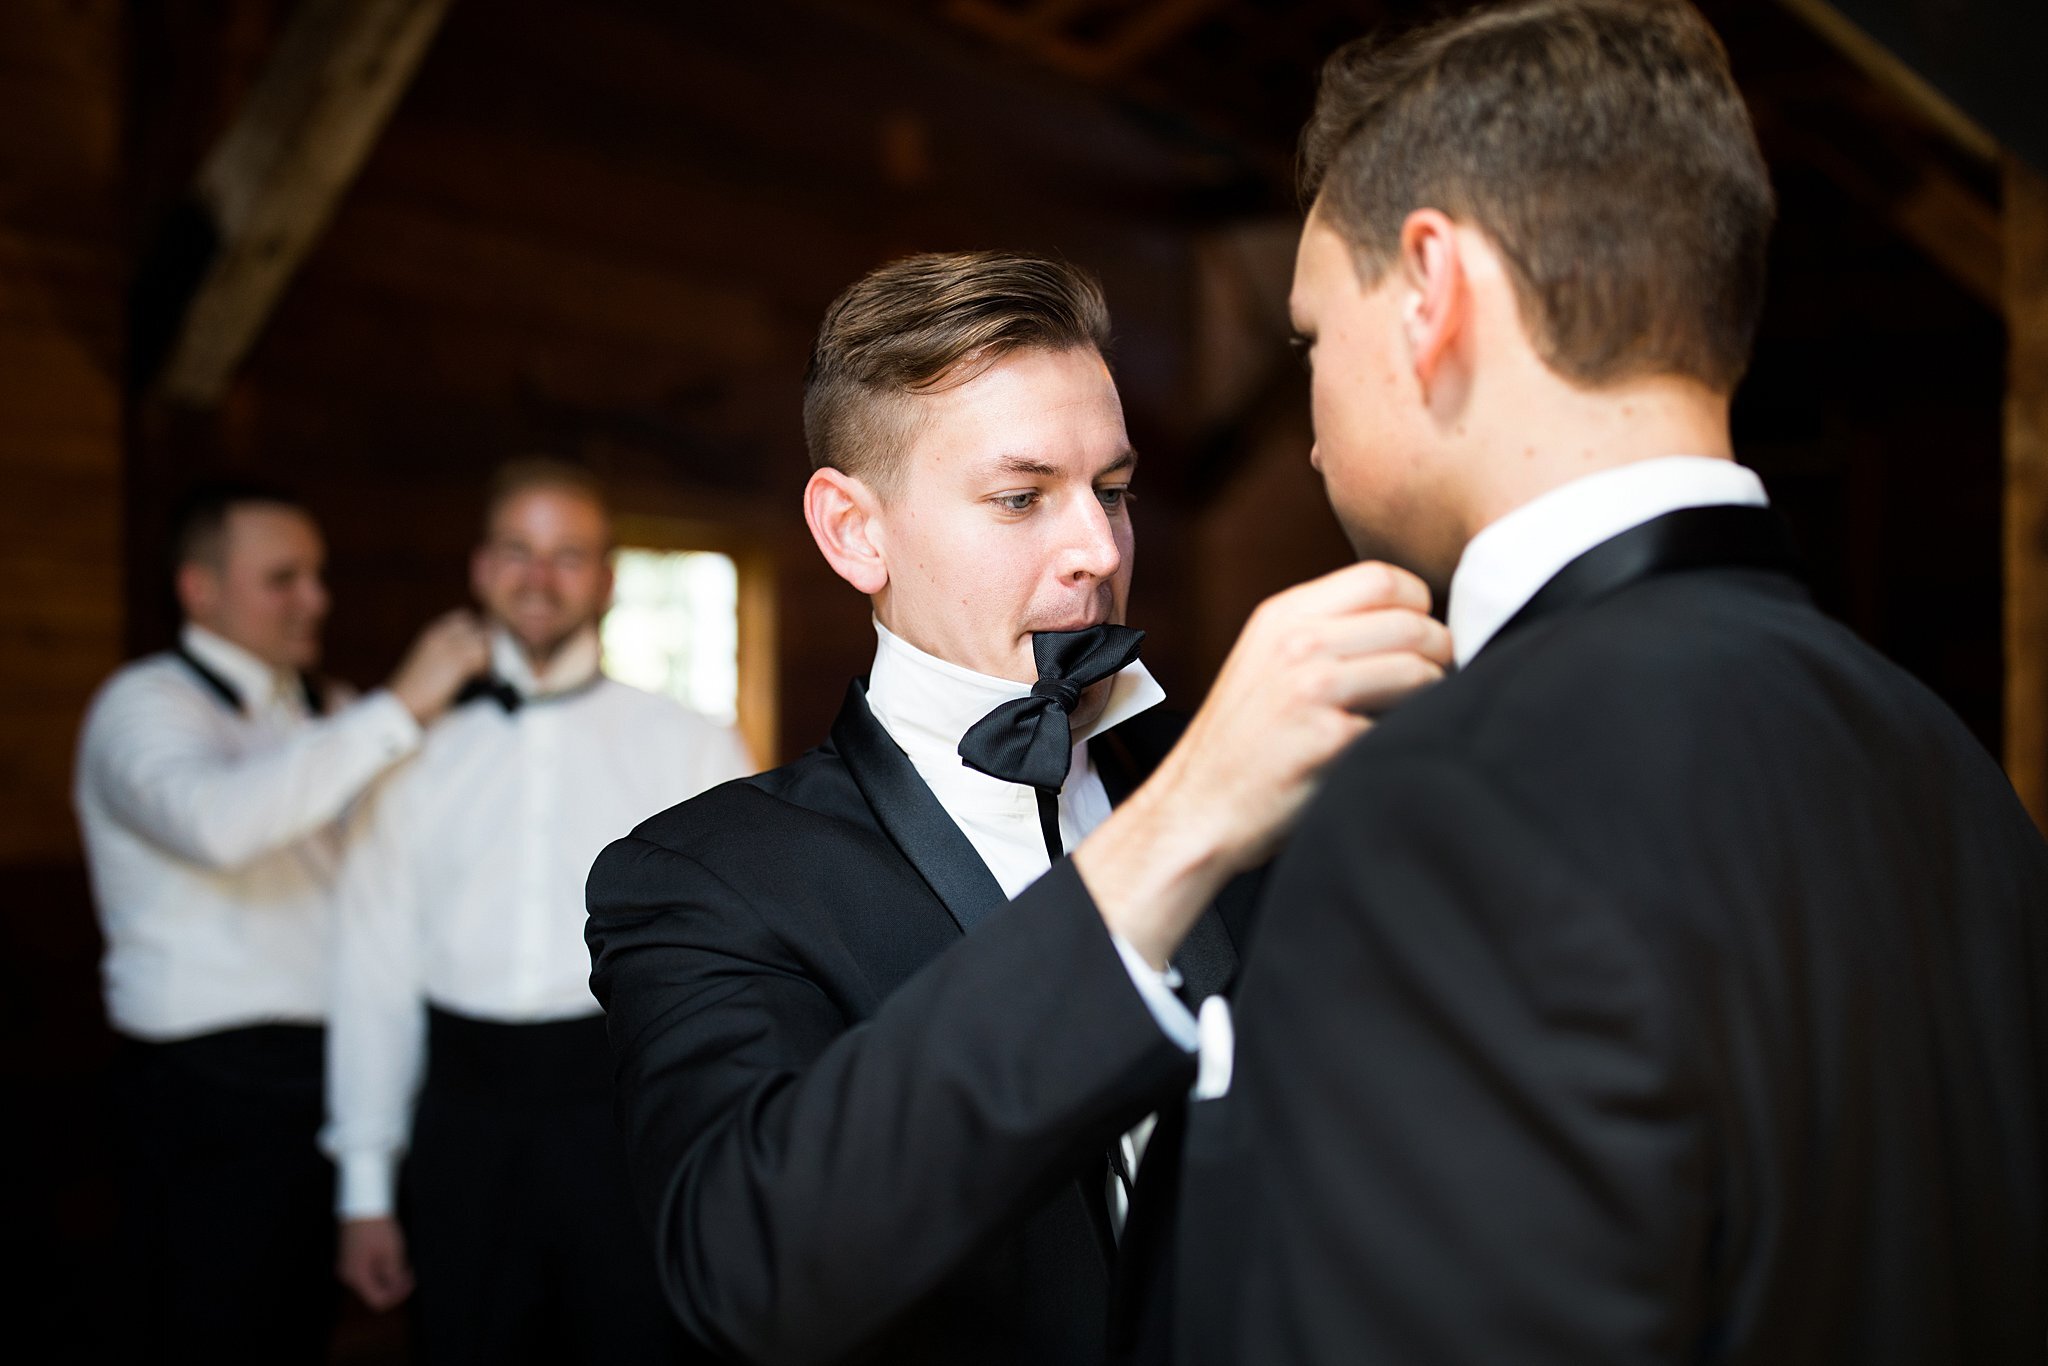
1193,995,1235,1100
354,690,424,759
1111,933,1198,1052
336,1151,400,1219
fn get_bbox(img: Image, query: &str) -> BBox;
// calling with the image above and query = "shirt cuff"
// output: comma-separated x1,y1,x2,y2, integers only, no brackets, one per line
1110,933,1198,1052
353,689,424,760
336,1151,399,1219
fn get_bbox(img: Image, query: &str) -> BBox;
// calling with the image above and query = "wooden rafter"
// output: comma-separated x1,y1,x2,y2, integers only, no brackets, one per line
153,0,456,407
2006,159,2048,833
1765,110,2002,307
945,0,1229,81
1774,0,1999,165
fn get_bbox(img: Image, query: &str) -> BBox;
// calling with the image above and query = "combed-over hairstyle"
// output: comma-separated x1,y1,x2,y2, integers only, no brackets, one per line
802,251,1112,499
1301,0,1776,393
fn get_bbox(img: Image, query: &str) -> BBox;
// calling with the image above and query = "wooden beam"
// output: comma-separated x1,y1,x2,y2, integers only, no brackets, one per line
2006,157,2048,834
154,0,455,407
946,0,1227,81
1775,0,1998,164
1779,118,2002,307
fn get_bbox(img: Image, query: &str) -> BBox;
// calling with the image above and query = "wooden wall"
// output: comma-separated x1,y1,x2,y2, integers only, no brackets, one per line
1,1,124,864
1,2,128,1352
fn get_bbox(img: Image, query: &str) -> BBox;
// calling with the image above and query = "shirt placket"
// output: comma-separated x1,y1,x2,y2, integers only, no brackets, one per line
513,707,558,1008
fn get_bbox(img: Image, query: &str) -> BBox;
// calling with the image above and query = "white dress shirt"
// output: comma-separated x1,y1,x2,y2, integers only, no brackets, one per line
1447,455,1770,666
72,624,423,1041
324,625,752,1219
864,620,1194,1230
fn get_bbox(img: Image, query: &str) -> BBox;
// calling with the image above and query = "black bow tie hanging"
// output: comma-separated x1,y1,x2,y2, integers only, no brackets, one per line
957,625,1144,792
456,674,523,714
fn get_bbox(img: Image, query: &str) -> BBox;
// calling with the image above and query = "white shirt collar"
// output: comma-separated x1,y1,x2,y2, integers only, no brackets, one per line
864,617,1165,782
1446,455,1769,667
492,624,602,699
180,623,294,709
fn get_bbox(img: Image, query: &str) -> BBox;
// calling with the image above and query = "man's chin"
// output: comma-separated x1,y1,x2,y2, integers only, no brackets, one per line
504,618,590,666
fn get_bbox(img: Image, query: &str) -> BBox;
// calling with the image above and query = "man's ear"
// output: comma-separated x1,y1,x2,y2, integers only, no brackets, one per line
468,544,491,606
1397,209,1468,392
803,467,889,595
175,561,218,625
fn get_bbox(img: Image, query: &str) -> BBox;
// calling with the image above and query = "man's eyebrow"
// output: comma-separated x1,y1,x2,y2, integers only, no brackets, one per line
980,449,1136,480
991,455,1061,478
1094,449,1137,478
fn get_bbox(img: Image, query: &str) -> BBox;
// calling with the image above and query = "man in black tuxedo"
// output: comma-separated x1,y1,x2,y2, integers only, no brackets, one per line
1137,2,2048,1362
584,251,1451,1364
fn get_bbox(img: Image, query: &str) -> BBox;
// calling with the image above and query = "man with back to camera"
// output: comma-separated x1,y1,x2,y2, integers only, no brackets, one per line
1113,2,2048,1361
583,250,1454,1365
73,481,488,1363
324,459,752,1364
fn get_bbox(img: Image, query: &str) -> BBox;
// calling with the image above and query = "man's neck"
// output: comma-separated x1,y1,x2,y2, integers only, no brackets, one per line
1456,373,1734,545
493,623,601,696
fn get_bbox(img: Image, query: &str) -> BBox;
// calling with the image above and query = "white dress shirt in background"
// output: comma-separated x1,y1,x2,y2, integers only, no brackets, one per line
73,624,423,1040
324,626,752,1219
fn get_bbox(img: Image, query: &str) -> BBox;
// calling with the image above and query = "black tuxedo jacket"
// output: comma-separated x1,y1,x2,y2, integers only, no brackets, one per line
1170,506,2048,1364
585,682,1251,1366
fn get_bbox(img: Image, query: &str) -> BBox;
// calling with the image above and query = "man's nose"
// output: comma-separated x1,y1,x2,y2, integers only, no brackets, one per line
1059,496,1122,584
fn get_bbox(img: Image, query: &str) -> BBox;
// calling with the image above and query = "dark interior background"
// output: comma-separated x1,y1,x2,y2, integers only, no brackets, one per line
2,1,2034,1358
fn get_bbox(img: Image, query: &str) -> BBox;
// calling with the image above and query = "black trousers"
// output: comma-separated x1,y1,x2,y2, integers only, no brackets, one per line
110,1024,336,1365
403,1006,691,1365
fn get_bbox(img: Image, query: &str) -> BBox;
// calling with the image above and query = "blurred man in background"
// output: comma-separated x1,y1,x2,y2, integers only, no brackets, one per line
326,459,751,1364
74,480,488,1364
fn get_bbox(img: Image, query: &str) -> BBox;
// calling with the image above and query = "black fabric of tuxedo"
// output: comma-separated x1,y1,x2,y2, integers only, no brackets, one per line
399,1007,688,1366
1166,506,2048,1364
107,1024,336,1365
584,685,1256,1366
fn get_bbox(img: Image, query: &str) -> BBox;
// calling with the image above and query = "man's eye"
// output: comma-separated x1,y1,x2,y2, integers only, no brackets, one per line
1289,334,1314,374
1096,486,1132,510
993,492,1038,513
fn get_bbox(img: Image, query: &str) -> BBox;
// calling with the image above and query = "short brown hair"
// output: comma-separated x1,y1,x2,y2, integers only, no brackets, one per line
803,251,1112,498
482,457,610,539
170,479,308,571
1301,0,1775,392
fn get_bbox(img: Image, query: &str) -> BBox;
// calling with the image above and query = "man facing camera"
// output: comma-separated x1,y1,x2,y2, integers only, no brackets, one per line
584,252,1451,1365
1161,3,2048,1363
325,461,751,1364
74,482,487,1364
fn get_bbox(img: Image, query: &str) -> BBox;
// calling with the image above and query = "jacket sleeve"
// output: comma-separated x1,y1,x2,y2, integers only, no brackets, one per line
585,835,1191,1366
77,672,420,873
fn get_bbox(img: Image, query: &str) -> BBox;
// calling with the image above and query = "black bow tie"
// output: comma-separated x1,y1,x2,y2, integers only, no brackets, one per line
456,674,523,714
957,625,1144,793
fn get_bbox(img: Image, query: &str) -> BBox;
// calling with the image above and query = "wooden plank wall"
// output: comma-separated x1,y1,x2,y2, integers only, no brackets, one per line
0,2,124,864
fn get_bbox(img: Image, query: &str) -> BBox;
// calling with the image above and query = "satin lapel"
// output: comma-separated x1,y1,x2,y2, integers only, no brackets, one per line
1484,504,1802,659
830,680,1009,935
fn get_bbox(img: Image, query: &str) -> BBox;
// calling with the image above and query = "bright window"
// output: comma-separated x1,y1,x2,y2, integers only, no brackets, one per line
602,548,740,724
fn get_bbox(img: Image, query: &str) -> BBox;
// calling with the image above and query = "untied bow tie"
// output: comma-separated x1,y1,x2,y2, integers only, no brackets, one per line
957,624,1144,862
